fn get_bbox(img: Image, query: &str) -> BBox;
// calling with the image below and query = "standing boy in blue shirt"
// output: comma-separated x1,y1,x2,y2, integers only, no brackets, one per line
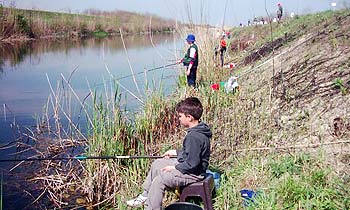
126,97,212,210
177,34,199,87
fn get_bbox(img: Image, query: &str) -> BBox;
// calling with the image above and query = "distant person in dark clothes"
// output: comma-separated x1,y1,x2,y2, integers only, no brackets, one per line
176,34,199,87
277,3,283,23
253,17,258,25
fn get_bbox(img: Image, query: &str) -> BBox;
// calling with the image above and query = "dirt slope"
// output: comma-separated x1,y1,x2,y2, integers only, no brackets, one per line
226,11,350,175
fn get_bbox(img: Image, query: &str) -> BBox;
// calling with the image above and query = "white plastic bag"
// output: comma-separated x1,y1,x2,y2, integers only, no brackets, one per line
224,76,239,93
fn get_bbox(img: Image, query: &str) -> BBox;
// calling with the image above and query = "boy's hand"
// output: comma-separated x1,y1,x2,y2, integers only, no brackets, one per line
186,64,193,76
163,150,177,158
186,68,191,76
161,166,175,172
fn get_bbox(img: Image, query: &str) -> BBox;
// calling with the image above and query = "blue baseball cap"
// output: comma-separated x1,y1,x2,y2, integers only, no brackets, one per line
186,34,195,42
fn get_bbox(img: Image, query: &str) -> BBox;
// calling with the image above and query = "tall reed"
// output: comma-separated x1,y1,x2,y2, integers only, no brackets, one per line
78,79,181,207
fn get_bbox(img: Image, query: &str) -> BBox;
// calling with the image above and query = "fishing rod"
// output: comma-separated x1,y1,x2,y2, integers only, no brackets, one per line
110,62,178,81
0,155,177,162
93,62,178,89
144,62,178,73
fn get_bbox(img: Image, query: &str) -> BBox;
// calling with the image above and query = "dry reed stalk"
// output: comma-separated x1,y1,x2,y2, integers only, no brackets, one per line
2,104,6,121
60,73,94,128
7,146,35,157
46,74,87,141
148,16,164,60
119,28,142,96
104,63,144,104
23,188,47,208
43,96,51,134
30,162,83,208
143,67,149,90
81,161,127,207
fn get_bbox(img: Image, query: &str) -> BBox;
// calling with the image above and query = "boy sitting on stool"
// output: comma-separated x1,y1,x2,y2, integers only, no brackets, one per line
126,97,212,210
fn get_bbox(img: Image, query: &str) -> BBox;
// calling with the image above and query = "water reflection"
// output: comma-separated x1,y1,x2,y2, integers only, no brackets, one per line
0,33,180,115
0,33,176,68
0,33,181,209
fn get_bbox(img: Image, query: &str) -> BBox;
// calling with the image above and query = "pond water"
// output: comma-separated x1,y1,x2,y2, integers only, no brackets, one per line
0,33,183,209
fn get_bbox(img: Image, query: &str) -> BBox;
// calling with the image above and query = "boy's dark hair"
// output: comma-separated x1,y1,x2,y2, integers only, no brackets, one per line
175,97,203,120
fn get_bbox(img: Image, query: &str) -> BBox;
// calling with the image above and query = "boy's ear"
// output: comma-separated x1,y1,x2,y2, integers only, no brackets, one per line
187,114,195,121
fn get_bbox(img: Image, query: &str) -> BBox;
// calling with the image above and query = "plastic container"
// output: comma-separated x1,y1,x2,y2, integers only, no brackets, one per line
223,63,235,69
219,81,226,88
206,170,221,189
210,83,219,90
240,189,259,207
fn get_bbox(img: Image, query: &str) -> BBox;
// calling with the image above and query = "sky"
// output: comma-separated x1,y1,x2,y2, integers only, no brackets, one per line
2,0,345,27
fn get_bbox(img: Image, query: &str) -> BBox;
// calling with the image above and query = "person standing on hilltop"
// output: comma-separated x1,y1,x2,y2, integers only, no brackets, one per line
219,35,227,67
214,34,227,67
277,3,283,23
176,34,199,87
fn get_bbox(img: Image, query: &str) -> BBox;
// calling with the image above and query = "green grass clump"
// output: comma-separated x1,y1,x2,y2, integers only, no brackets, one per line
334,78,348,95
215,153,350,210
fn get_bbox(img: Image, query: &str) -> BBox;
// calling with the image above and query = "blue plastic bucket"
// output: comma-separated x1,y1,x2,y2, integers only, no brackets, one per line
240,189,259,207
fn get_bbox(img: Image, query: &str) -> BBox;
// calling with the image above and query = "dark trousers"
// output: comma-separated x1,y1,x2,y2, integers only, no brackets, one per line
220,47,226,67
187,66,197,87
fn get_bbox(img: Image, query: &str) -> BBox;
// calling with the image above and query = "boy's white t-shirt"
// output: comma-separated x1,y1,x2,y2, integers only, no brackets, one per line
189,47,196,58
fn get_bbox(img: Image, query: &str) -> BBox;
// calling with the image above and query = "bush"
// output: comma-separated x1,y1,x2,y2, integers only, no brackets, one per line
16,14,34,37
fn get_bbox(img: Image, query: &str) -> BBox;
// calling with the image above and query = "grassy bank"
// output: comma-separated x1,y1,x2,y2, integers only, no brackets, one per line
29,9,350,209
216,153,349,209
0,6,176,41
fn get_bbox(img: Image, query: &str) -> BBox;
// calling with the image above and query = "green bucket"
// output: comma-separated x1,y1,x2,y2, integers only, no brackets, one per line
219,81,226,87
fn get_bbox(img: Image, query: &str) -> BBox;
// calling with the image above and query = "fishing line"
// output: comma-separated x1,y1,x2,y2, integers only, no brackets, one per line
91,63,178,89
3,104,5,121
